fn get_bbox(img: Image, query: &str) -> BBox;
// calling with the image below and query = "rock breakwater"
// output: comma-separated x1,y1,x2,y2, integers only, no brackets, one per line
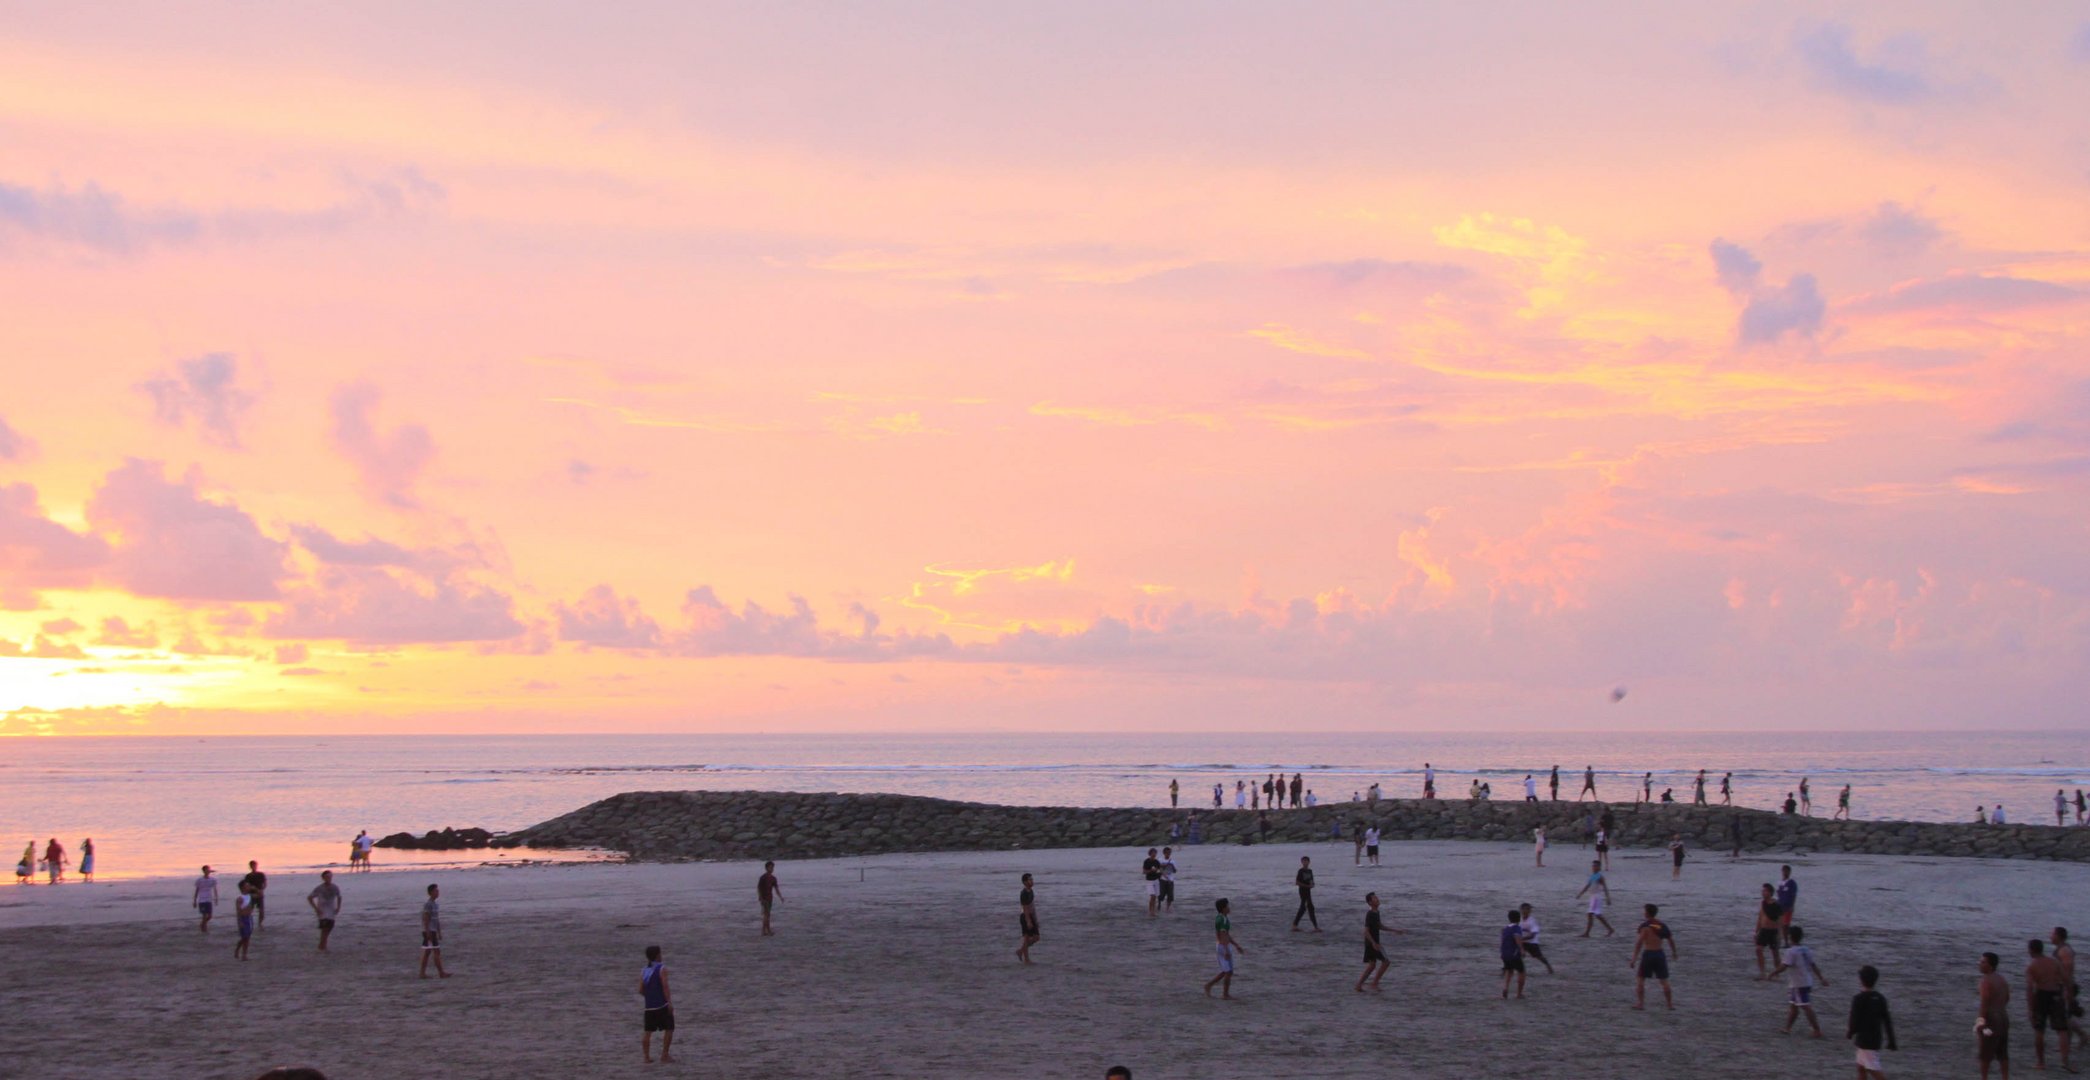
487,791,2090,863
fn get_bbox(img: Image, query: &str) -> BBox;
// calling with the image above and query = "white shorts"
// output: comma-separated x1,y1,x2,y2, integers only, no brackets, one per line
1215,945,1234,973
1854,1049,1882,1070
1146,881,1160,896
1588,896,1605,915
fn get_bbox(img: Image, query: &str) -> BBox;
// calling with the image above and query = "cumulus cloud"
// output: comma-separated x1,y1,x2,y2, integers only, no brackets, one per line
328,383,434,508
266,565,523,645
0,634,88,659
0,415,33,460
139,353,256,447
273,643,309,665
40,617,82,635
665,585,953,659
1738,274,1826,344
0,482,111,592
95,617,159,648
289,524,419,567
1858,201,1944,258
557,584,663,649
1708,239,1762,294
1794,23,1935,104
83,459,289,601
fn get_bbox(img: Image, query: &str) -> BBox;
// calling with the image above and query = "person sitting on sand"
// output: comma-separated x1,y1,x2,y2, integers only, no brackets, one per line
1576,860,1613,937
16,841,32,884
1204,899,1244,999
1500,910,1529,999
1016,873,1039,964
1632,903,1678,1011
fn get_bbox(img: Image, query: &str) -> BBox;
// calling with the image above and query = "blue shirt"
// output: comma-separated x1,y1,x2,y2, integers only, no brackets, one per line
641,962,668,1009
1776,878,1797,911
1500,924,1524,962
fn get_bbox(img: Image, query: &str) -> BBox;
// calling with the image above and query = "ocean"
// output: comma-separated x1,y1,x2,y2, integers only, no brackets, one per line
4,730,2085,881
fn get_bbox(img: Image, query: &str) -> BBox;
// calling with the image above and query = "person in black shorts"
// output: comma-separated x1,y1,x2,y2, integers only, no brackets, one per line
1016,873,1039,964
639,944,674,1063
1632,903,1677,1010
2028,938,2073,1072
1753,884,1784,979
1292,856,1319,932
1500,910,1528,999
1157,847,1176,912
1356,892,1402,991
242,860,268,928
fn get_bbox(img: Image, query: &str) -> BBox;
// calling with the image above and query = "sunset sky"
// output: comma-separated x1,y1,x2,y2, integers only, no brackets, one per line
4,2,2089,734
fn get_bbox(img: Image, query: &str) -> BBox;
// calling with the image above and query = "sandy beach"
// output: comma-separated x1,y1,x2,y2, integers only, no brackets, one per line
2,837,2078,1078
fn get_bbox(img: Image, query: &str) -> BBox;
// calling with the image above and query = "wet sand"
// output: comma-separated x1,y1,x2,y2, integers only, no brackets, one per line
1,838,2078,1078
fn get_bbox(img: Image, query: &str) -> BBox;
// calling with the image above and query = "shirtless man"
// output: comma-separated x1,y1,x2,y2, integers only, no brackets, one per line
1575,860,1614,937
1631,903,1679,1011
2028,939,2072,1073
1016,873,1039,964
2054,927,2086,1043
1753,884,1784,980
1981,952,2013,1080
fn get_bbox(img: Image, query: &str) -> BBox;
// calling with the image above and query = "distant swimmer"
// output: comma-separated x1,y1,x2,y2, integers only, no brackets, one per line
639,945,675,1064
194,865,220,932
1204,898,1244,999
1519,903,1554,975
1846,964,1897,1080
1576,860,1614,937
1356,892,1403,992
1631,903,1678,1011
1978,952,2011,1080
1016,873,1039,964
1500,910,1529,1000
1771,925,1828,1037
758,861,783,936
1292,856,1319,932
1578,766,1598,802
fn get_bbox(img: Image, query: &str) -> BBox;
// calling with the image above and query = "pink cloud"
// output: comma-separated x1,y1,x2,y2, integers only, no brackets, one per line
328,383,434,508
0,482,111,592
84,459,288,601
266,565,523,645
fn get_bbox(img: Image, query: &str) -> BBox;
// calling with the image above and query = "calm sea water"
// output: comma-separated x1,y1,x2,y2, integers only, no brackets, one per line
3,730,2086,881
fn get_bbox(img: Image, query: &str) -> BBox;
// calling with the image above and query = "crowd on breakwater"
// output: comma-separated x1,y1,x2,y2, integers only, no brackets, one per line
486,788,2090,864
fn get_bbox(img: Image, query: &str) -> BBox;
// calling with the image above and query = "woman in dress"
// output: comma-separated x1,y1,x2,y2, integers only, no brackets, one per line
78,838,94,882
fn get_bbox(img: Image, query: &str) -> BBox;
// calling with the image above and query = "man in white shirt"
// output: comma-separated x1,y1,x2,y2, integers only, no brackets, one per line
1518,902,1554,974
1993,804,2008,825
1364,826,1382,867
193,865,220,933
1771,925,1828,1036
1523,775,1539,802
308,870,343,951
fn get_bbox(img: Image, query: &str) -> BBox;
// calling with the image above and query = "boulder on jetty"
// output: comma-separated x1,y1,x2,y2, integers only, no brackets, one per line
376,826,496,850
476,791,2090,863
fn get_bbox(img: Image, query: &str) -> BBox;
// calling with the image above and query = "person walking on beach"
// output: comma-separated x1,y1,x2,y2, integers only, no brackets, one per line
1668,833,1686,879
1632,904,1678,1011
1720,773,1733,806
1523,774,1539,803
1576,860,1613,936
1205,898,1244,999
1693,771,1707,806
1519,903,1554,974
640,945,675,1063
758,861,783,935
1292,856,1319,932
1550,765,1560,802
1364,824,1381,867
43,838,65,884
233,881,255,960
2053,927,2085,1044
1501,911,1529,999
78,838,94,883
307,870,341,952
1352,820,1366,865
1158,847,1176,912
2028,939,2072,1072
1595,826,1611,871
1753,884,1784,979
1016,873,1039,964
2059,790,2071,828
1730,814,1745,858
1776,865,1798,946
1642,772,1654,804
1980,952,2013,1080
1357,892,1402,991
242,860,268,929
1534,825,1547,867
1772,925,1828,1037
419,883,449,979
1143,849,1163,916
194,865,220,932
1578,766,1598,801
1799,777,1813,816
1847,964,1896,1079
1836,785,1852,821
1169,778,1178,808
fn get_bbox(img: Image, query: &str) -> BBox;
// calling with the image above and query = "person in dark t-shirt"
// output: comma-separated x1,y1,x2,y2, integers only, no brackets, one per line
1356,892,1403,992
1846,964,1896,1079
1292,856,1318,931
1142,849,1163,917
241,861,269,927
1500,911,1528,999
757,861,782,936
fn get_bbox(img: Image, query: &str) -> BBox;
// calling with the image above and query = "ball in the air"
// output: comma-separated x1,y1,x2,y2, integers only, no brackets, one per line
1610,686,1627,702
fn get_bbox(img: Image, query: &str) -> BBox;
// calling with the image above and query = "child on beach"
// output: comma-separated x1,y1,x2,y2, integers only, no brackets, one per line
640,945,675,1063
233,881,255,960
1519,903,1554,974
1534,825,1547,867
1357,892,1401,992
194,865,219,932
1576,860,1613,936
1500,910,1528,999
419,883,449,979
1771,926,1828,1036
1846,965,1896,1079
1204,898,1244,999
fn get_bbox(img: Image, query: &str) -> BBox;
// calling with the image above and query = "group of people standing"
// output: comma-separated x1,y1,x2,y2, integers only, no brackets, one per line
1180,773,1310,811
14,837,92,884
1169,766,1870,821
